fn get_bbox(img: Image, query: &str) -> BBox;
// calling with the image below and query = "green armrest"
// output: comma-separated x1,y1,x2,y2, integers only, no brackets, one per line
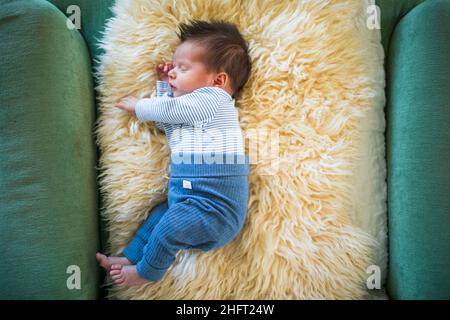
0,0,99,299
386,0,450,299
376,0,426,53
47,0,115,70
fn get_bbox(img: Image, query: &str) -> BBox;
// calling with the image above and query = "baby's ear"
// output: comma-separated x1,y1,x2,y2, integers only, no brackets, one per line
213,72,228,86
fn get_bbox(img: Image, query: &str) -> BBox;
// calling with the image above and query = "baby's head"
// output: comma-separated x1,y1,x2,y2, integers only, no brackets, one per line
168,20,251,98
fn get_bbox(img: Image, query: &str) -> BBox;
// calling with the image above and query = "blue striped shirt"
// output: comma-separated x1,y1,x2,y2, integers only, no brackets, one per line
135,81,245,156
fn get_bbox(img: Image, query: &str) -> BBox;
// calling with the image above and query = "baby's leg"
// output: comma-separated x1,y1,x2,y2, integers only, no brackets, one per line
121,201,168,263
97,202,168,271
134,199,233,282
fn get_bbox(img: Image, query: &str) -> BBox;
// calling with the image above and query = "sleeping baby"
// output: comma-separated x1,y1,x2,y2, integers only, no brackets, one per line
96,19,252,286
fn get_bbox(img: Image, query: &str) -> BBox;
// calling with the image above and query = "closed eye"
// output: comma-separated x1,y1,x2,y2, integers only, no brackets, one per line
174,63,188,71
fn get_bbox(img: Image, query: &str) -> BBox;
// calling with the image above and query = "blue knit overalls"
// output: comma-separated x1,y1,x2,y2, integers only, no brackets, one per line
123,153,250,281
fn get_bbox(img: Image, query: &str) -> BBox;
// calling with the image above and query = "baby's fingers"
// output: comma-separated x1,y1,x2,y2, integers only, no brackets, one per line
155,64,164,73
115,103,125,110
164,63,171,73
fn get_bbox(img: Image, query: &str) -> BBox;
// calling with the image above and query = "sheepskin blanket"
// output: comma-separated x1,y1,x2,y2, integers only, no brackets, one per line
95,0,387,299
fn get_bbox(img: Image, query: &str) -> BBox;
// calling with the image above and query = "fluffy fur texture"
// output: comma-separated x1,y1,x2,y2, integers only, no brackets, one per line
95,0,386,299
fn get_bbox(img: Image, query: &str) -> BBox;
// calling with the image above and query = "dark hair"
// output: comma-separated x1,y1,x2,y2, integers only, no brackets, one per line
176,20,251,97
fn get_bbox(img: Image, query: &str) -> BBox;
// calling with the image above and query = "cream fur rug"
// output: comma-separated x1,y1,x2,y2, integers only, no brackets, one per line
95,0,386,299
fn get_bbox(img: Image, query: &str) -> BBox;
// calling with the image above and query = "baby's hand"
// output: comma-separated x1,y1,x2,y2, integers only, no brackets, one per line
156,62,173,82
115,95,138,113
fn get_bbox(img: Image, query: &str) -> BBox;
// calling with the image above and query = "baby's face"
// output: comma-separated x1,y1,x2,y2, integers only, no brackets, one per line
167,41,216,97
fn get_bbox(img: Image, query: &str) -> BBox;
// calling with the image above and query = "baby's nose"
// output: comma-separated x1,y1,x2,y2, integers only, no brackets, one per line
168,68,175,79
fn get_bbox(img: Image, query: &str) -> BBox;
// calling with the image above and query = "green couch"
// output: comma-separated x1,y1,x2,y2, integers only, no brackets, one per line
0,0,449,299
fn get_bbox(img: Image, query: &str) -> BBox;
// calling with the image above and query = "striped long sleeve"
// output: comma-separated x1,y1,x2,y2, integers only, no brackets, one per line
156,80,173,98
152,81,173,131
135,85,229,125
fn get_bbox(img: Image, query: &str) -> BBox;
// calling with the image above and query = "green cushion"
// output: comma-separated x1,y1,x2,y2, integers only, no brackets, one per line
45,2,116,291
376,0,425,53
0,0,99,299
46,0,115,69
386,0,450,299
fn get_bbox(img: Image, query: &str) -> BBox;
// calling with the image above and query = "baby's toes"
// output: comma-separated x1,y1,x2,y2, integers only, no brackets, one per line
112,274,124,285
114,278,125,286
110,269,121,277
112,273,122,281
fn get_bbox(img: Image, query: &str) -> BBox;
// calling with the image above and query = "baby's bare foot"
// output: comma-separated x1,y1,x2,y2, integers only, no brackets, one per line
96,252,132,270
110,264,149,287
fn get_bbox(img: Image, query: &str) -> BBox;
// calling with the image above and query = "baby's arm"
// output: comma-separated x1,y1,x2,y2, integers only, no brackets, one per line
135,88,226,125
152,80,173,132
153,63,173,131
